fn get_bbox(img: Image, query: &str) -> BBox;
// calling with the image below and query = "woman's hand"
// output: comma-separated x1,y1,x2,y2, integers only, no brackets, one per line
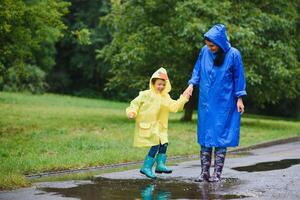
127,112,136,119
237,97,245,114
184,84,194,97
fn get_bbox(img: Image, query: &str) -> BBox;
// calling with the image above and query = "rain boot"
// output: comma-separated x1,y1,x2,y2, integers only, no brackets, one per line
195,149,212,182
156,190,171,199
140,156,157,179
155,153,173,174
210,149,226,182
140,184,155,200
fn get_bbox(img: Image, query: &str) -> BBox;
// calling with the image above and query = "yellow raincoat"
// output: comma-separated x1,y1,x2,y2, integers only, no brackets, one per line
126,68,189,147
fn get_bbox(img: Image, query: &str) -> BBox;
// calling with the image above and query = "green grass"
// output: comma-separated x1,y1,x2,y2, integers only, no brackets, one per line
0,92,299,190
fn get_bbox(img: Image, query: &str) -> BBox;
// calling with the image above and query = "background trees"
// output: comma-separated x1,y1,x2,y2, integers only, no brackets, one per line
99,0,300,118
48,0,111,96
0,0,299,118
0,0,70,93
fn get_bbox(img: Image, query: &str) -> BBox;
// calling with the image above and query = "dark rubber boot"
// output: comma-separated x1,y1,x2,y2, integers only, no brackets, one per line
195,149,212,182
210,149,226,182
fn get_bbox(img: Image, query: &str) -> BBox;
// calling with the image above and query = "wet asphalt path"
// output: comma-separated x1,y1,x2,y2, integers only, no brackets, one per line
1,141,300,199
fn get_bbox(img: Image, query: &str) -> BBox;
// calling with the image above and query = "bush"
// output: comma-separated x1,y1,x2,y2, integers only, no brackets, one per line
3,64,47,94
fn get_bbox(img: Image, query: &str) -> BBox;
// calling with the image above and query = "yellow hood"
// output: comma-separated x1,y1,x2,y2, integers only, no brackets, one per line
149,67,171,95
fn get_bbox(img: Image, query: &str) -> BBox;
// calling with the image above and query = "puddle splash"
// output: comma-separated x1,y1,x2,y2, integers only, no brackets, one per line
39,178,249,199
232,159,300,172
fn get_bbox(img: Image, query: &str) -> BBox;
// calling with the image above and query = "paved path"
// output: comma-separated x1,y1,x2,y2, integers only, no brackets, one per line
1,141,300,199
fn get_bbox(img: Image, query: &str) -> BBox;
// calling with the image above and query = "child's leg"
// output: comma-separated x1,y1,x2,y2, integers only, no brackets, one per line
155,143,172,174
147,145,159,158
140,145,159,179
158,143,168,154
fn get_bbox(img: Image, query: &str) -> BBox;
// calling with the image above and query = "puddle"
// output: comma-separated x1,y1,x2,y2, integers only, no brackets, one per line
232,159,300,172
39,178,249,199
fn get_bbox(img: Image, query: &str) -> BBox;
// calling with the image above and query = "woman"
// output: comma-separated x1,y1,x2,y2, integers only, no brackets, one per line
185,24,246,182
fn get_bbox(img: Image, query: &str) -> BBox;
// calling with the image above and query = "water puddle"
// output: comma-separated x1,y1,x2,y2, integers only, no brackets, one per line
38,178,249,199
232,159,300,172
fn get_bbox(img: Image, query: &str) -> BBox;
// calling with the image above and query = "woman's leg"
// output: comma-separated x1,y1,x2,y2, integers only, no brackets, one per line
210,147,227,182
140,145,159,179
155,143,172,174
195,145,212,182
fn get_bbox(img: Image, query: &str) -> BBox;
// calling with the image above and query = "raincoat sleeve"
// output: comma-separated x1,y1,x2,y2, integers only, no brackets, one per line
126,91,144,116
233,50,247,98
168,95,189,113
188,48,204,87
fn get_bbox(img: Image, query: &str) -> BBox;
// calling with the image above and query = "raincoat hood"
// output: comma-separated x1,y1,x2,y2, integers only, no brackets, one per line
149,67,171,94
204,24,231,52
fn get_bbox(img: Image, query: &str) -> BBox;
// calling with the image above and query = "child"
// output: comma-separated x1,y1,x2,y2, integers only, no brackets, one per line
126,67,190,179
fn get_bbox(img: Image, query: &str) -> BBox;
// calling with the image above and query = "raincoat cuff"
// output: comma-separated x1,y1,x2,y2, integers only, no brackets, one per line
235,91,247,98
126,108,137,116
187,80,198,87
180,95,189,103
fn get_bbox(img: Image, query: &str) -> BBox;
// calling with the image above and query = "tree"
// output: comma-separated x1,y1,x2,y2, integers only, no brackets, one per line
99,0,299,118
48,0,111,96
0,0,70,93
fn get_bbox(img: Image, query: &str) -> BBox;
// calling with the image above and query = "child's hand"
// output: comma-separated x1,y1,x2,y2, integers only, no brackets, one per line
182,91,191,100
184,84,194,97
127,112,136,119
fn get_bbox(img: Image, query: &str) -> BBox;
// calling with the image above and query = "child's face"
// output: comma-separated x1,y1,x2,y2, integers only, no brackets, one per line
154,79,166,93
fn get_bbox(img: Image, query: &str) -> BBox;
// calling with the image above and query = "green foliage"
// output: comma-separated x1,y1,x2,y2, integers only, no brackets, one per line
229,0,300,106
48,0,111,94
0,0,298,115
72,28,92,45
99,0,300,110
3,64,47,94
0,0,70,92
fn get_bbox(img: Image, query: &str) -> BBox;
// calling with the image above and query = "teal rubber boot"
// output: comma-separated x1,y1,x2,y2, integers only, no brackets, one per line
140,184,154,200
140,156,157,179
155,154,173,174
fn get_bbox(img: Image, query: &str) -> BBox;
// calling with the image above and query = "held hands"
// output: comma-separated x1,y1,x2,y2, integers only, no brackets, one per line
237,98,245,114
127,112,136,119
183,84,193,99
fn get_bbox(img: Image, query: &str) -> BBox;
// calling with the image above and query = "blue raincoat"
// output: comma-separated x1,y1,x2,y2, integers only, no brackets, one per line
188,24,247,147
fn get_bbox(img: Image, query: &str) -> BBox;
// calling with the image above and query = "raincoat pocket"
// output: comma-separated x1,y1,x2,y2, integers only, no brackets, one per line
139,122,153,138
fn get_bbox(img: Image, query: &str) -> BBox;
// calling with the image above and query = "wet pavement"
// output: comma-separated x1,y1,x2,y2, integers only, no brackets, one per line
1,141,300,200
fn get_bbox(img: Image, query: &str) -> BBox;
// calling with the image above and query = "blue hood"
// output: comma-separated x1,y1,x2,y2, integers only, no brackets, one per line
204,24,231,52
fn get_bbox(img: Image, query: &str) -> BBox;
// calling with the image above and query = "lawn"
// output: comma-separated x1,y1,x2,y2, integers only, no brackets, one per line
0,92,299,190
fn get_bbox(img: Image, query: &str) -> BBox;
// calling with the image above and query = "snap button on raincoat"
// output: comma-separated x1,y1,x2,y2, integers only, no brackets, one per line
188,24,247,147
126,68,189,147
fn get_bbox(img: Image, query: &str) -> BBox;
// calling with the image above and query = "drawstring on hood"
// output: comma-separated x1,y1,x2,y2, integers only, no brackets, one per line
149,67,171,95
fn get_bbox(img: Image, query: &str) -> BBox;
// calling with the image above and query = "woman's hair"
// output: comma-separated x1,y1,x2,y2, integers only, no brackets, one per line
151,78,165,85
204,37,225,66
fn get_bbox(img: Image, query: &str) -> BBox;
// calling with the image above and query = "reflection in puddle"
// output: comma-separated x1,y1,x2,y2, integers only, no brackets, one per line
39,178,249,199
232,159,300,172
